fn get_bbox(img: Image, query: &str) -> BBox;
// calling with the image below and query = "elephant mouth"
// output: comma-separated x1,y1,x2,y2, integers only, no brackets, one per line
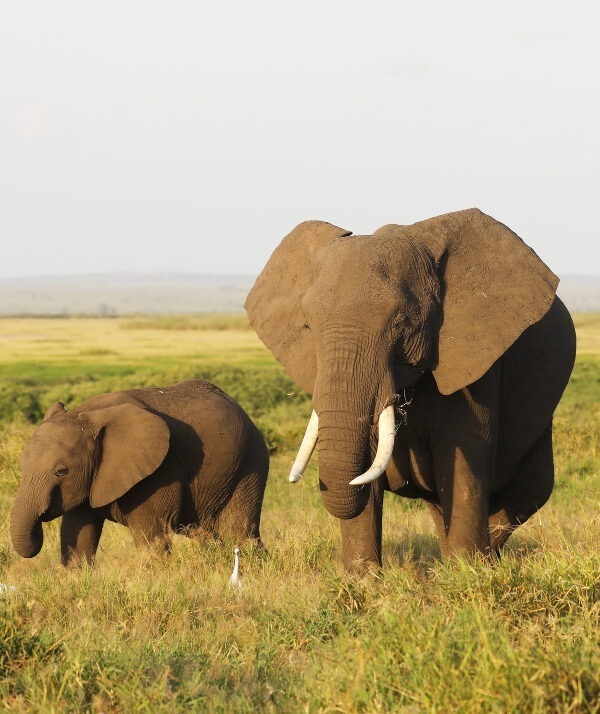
40,508,60,522
39,488,63,522
393,358,429,389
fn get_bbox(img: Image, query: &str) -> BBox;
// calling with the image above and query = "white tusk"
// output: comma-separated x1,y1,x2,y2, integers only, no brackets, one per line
289,410,319,483
349,405,396,486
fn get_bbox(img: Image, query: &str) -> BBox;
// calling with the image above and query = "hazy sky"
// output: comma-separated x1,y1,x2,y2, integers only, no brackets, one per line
1,1,599,278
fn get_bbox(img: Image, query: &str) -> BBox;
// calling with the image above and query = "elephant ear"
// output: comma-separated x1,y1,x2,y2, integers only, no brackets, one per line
80,404,170,508
385,208,559,395
43,402,66,421
245,220,352,393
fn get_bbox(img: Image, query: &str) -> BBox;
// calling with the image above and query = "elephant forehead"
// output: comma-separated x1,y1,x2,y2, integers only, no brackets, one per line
315,234,374,268
307,235,434,311
23,422,86,463
315,234,430,281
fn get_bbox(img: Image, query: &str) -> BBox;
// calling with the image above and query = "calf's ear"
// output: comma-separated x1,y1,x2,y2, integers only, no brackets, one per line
43,402,66,421
80,404,170,508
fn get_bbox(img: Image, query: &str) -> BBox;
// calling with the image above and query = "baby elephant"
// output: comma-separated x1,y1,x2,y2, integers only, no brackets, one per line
10,379,269,565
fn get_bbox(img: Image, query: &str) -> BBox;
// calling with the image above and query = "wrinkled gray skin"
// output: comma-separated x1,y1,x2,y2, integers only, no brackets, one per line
11,380,269,565
246,209,576,574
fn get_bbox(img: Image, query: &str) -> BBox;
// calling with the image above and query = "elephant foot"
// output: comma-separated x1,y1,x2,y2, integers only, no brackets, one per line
442,546,499,568
62,549,98,568
488,521,516,552
344,556,381,579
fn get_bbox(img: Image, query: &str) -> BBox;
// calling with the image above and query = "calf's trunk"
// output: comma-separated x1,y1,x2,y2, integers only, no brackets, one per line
10,489,44,558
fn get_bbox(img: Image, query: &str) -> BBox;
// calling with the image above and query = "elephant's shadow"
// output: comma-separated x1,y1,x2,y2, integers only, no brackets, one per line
385,534,442,567
499,538,544,560
385,533,544,570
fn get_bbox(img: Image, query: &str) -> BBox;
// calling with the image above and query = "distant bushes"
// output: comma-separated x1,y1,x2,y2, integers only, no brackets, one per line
119,314,252,331
0,384,43,424
0,364,310,454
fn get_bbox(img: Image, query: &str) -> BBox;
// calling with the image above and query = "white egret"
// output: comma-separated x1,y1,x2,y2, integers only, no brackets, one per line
228,546,242,590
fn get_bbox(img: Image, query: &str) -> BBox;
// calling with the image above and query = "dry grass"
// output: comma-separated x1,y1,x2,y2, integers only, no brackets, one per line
573,313,600,355
0,315,598,712
0,316,263,368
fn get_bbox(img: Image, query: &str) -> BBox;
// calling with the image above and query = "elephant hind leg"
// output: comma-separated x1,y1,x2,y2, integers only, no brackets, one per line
124,503,174,555
129,525,172,553
216,469,267,545
426,501,449,559
489,422,554,552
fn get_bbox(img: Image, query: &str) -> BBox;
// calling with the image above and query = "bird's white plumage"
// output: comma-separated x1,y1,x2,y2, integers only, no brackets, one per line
0,582,16,596
228,546,242,590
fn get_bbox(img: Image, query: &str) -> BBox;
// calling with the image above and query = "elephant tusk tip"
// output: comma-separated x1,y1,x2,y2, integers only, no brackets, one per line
289,471,303,483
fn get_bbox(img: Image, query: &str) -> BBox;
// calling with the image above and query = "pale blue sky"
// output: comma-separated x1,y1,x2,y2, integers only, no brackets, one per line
1,1,599,277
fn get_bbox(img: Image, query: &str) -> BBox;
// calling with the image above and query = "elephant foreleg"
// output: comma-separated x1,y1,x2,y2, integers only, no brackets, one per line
488,423,554,552
340,478,383,575
60,505,105,566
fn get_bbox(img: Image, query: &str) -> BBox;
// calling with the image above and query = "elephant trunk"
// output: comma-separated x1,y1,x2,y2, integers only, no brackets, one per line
10,487,45,558
312,335,396,520
316,403,372,519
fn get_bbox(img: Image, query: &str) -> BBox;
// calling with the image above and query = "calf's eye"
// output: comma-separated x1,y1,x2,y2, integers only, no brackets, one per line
54,466,68,477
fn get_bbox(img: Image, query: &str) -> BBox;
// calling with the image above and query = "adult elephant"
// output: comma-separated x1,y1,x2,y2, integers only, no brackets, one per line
245,209,576,573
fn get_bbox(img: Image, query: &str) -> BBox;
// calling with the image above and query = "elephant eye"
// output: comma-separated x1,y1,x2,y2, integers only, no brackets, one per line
54,466,68,478
393,314,412,330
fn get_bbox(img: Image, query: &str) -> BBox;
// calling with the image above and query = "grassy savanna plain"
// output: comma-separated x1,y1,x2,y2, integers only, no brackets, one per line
0,314,598,713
